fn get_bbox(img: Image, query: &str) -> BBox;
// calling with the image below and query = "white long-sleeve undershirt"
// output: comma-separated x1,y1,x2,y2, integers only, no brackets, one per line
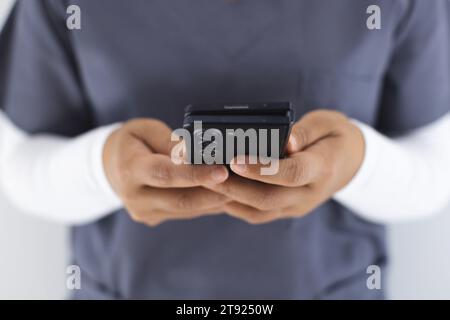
334,114,450,224
0,111,449,225
0,112,122,224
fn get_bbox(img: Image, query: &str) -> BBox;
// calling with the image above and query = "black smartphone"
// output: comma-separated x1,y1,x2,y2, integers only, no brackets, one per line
182,102,294,164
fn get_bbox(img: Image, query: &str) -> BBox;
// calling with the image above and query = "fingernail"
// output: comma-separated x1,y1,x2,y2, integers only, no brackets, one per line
211,168,228,182
231,163,247,174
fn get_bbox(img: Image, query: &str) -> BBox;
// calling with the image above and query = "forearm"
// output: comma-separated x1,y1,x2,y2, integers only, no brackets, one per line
2,109,450,226
0,112,122,225
334,114,450,224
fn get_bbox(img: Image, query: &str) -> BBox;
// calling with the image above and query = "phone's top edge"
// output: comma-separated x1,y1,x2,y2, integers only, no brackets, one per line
184,102,292,114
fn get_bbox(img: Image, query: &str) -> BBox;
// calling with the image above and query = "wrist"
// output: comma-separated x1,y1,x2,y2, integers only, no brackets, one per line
334,119,381,199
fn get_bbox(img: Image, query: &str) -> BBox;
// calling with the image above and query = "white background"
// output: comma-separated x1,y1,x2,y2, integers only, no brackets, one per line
1,0,450,299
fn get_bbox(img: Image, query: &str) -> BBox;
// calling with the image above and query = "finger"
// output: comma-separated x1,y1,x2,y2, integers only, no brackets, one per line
287,110,347,154
229,152,325,187
137,205,226,227
138,187,230,215
205,174,301,211
224,201,283,224
170,141,187,164
225,188,329,224
134,154,229,187
126,118,178,155
152,206,225,221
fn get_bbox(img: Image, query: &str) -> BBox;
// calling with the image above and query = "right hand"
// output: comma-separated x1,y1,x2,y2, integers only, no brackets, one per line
102,119,230,226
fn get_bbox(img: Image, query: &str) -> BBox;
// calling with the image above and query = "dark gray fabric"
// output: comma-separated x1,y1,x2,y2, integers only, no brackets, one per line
1,0,449,299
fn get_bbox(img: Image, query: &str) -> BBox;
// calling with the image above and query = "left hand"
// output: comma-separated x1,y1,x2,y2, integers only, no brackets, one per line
205,110,365,224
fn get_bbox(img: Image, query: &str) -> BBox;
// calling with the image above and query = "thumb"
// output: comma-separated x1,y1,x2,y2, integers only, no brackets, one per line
126,118,176,155
287,110,348,154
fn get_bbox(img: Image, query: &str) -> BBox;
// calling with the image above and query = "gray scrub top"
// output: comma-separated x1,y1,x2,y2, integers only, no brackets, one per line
1,0,449,299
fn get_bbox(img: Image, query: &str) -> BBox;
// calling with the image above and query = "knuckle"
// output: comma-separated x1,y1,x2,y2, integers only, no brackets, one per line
145,216,162,227
147,118,169,130
320,110,348,126
256,189,278,211
125,118,161,130
283,160,306,186
246,213,275,225
174,192,194,211
331,110,348,122
314,109,331,118
271,210,283,220
311,109,338,118
123,118,142,129
218,181,234,196
181,167,197,184
307,109,348,125
245,215,263,225
342,121,357,137
207,192,226,205
128,207,162,227
303,110,323,122
294,125,309,147
150,162,173,186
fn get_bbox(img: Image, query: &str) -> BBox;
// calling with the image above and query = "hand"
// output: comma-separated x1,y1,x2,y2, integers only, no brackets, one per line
103,119,230,226
205,110,365,224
